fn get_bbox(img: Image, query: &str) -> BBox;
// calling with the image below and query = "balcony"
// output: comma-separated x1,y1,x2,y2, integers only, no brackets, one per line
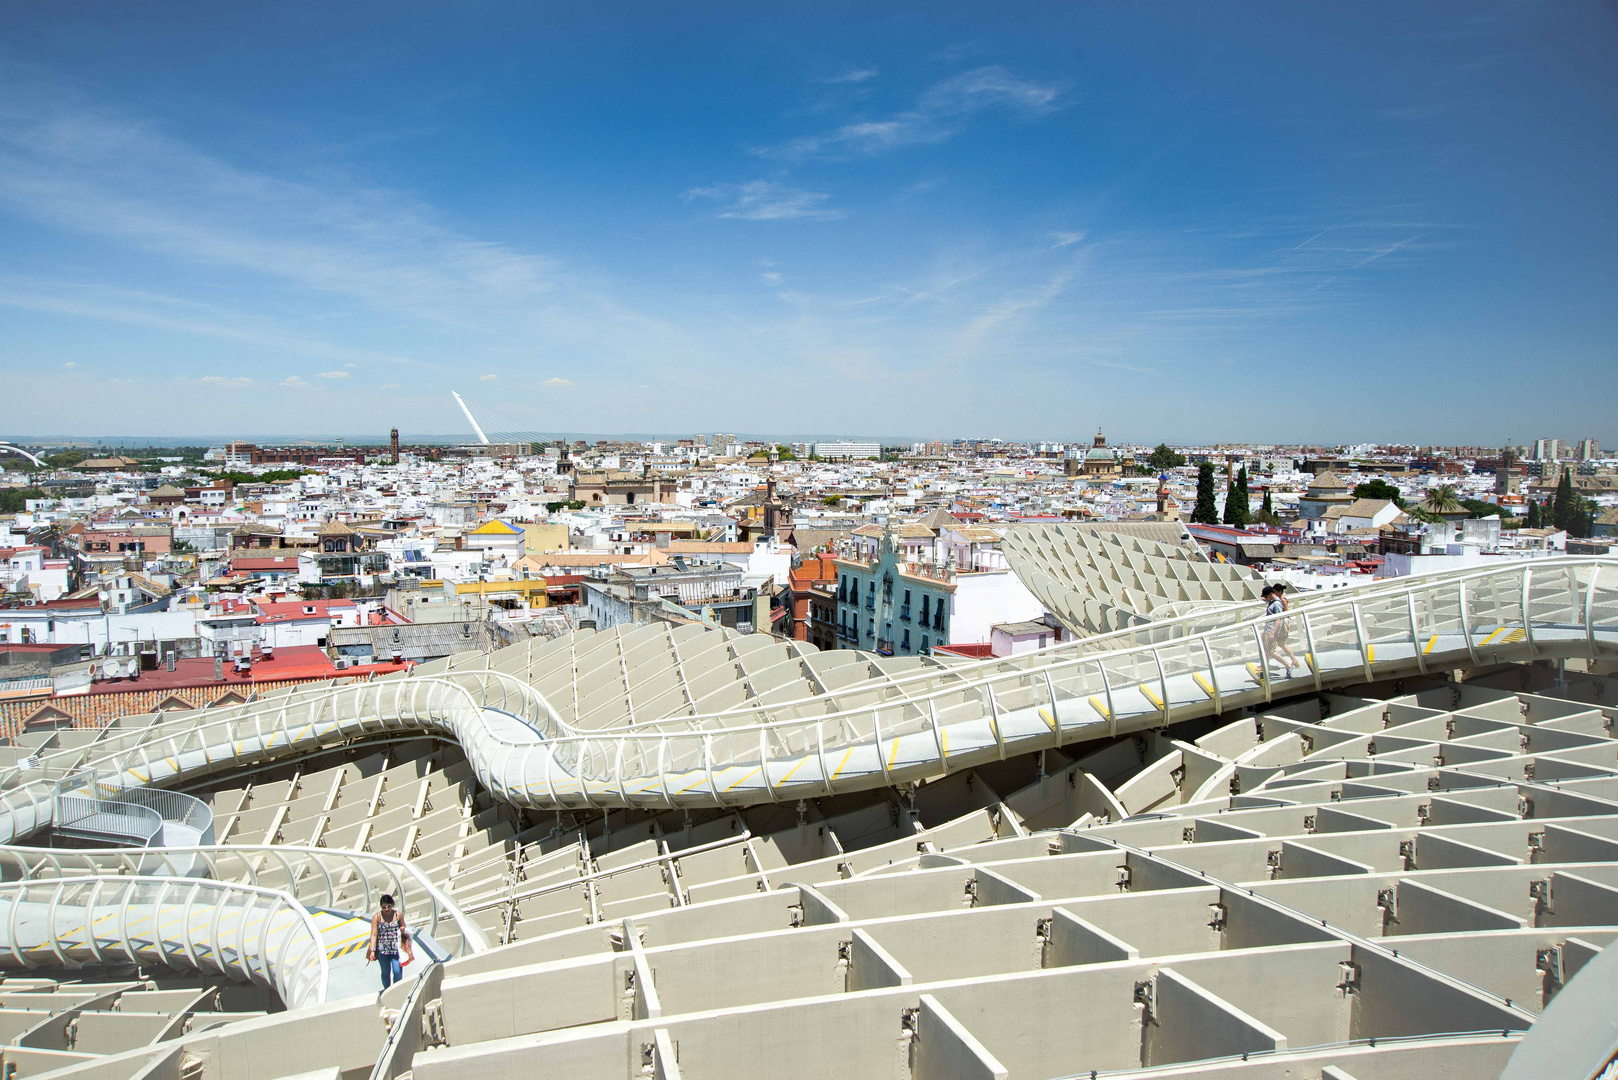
899,605,911,622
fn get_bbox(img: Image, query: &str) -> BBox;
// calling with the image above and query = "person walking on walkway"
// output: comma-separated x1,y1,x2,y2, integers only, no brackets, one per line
1262,586,1297,678
366,894,413,990
1265,583,1300,677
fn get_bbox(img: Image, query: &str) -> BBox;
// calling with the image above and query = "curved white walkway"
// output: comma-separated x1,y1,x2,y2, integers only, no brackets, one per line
0,557,1610,1009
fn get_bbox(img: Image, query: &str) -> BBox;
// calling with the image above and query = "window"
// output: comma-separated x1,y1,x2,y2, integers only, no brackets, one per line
920,595,930,622
867,617,874,637
838,576,847,602
901,629,910,651
920,635,929,653
849,580,858,604
934,603,945,631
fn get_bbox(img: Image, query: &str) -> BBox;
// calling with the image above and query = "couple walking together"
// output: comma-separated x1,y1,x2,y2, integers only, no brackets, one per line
1262,583,1300,679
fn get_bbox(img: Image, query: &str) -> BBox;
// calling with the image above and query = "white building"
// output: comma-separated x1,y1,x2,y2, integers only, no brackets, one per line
815,441,882,460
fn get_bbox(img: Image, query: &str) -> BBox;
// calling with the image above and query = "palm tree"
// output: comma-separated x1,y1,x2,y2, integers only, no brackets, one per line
1421,485,1463,516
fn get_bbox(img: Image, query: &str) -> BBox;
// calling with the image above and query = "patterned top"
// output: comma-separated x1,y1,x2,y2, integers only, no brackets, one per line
375,913,405,956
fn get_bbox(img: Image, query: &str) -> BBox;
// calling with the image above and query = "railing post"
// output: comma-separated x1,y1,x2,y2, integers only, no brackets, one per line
1521,567,1537,656
704,735,722,804
1301,612,1322,692
42,883,69,967
1352,603,1373,682
1252,625,1272,704
928,699,948,774
1043,671,1062,748
759,730,778,801
873,709,890,787
987,683,1007,759
1154,647,1172,727
1097,661,1117,736
1408,591,1427,675
1200,637,1223,715
815,722,832,796
1458,582,1479,667
1587,564,1600,655
82,880,107,966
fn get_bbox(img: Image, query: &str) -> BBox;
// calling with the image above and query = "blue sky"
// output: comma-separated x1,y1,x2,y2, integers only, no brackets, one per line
1,1,1615,444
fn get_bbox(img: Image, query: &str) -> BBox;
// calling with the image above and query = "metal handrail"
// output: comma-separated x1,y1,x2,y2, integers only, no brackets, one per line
0,843,490,957
0,876,329,1008
0,559,1607,824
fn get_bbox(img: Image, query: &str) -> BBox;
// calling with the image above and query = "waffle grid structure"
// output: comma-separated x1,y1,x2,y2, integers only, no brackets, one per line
0,557,1611,1078
998,524,1267,635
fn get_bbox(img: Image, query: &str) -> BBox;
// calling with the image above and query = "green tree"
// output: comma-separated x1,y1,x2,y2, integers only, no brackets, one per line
1459,499,1503,519
1525,500,1542,529
1569,495,1596,539
1222,467,1250,527
1352,480,1405,508
0,487,47,513
1422,485,1463,516
1191,462,1219,524
1552,471,1576,532
1146,443,1186,471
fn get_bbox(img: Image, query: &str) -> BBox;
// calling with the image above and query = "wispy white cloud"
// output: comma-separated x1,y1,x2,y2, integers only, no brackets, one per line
683,180,842,221
278,375,311,390
479,373,498,380
61,361,76,368
1091,360,1160,376
542,377,574,386
1050,231,1086,248
0,74,695,381
823,68,878,84
316,370,349,379
378,382,403,389
0,278,412,366
191,375,253,385
761,271,784,286
757,66,1067,160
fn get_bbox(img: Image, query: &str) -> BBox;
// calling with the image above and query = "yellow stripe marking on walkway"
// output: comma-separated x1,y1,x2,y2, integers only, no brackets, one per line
1193,673,1216,699
1037,707,1057,733
1246,663,1266,685
941,730,949,759
777,757,811,784
1366,644,1376,664
830,748,855,781
1424,635,1438,654
1138,684,1164,710
887,739,902,771
724,766,761,791
1088,696,1111,721
1481,627,1506,646
1502,628,1527,644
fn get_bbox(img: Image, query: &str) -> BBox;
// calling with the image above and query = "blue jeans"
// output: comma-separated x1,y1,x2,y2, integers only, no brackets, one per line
378,953,402,989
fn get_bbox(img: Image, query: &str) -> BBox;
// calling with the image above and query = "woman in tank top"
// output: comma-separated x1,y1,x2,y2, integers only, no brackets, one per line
367,893,413,990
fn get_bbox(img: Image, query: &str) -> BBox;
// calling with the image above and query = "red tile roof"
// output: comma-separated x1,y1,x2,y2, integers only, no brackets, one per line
81,645,406,695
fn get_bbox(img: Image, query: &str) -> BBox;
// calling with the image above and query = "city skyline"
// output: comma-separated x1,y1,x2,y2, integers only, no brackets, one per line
2,2,1616,442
